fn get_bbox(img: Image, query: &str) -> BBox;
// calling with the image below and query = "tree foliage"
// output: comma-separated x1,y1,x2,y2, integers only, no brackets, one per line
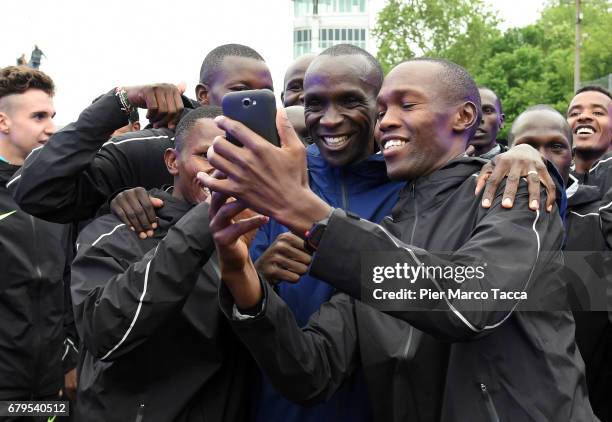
373,0,612,139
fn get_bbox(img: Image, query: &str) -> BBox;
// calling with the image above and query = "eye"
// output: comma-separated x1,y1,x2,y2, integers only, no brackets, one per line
229,85,249,92
287,83,302,92
32,113,46,121
376,110,386,120
304,97,322,112
593,111,606,116
401,103,416,111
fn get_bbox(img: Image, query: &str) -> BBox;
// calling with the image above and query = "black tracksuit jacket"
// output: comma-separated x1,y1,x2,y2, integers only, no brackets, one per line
571,151,612,196
229,158,593,421
70,190,250,422
565,180,612,422
0,162,77,399
220,284,447,422
8,91,196,223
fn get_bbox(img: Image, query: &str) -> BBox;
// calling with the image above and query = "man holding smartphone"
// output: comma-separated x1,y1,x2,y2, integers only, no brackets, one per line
200,58,594,421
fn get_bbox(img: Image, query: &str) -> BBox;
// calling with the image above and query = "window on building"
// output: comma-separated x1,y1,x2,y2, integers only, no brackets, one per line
318,27,367,50
294,29,312,57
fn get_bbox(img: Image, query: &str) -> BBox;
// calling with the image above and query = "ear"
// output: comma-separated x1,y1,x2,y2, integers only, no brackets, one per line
499,113,506,129
195,84,210,105
0,111,10,134
453,102,478,134
132,121,141,131
164,148,179,176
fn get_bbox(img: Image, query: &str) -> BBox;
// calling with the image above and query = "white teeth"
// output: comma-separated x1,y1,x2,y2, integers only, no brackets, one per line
576,127,595,135
384,139,407,150
323,136,349,146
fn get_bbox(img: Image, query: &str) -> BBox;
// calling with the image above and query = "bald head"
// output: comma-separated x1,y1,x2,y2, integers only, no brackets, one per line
282,54,316,107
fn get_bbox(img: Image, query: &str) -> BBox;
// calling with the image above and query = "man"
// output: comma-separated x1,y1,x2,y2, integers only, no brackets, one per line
202,58,594,421
9,44,273,230
510,105,612,422
467,87,506,158
281,53,315,107
248,45,432,422
70,105,264,421
0,66,77,418
568,85,612,193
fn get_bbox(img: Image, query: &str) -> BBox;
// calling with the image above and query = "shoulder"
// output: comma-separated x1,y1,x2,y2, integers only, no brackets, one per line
77,214,132,251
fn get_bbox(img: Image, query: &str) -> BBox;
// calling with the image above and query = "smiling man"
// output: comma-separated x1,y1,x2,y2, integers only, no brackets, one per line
70,105,263,422
0,66,78,414
203,58,594,421
567,85,612,193
468,87,506,158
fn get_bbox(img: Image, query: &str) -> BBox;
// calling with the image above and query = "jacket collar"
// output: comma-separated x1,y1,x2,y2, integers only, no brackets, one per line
566,178,601,208
147,188,194,228
0,161,20,185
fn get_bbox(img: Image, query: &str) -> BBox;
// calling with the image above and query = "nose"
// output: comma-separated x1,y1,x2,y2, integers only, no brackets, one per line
319,106,343,128
576,109,593,123
45,120,56,136
298,91,305,105
378,107,401,132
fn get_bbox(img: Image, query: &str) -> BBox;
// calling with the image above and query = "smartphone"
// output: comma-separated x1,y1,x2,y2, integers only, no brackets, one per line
221,89,280,147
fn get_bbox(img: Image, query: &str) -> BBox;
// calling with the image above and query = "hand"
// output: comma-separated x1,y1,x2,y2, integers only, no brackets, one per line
63,368,77,401
255,232,312,284
198,108,331,235
124,83,185,129
475,144,556,212
110,187,164,239
209,191,269,309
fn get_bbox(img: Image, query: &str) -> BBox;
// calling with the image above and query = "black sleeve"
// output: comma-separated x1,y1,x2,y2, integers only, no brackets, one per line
600,186,612,250
8,91,173,223
310,186,564,342
62,224,79,374
71,202,214,361
219,278,359,405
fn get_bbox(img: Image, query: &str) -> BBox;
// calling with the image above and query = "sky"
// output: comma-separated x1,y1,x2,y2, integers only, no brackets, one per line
1,0,544,125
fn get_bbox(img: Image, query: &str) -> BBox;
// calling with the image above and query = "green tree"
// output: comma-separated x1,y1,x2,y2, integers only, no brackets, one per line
372,0,500,74
373,0,612,140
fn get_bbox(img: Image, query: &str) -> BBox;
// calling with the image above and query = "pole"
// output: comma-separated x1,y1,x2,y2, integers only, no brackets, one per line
574,0,581,92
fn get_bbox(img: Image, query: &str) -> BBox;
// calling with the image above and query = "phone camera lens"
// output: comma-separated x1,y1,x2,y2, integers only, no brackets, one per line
242,98,251,107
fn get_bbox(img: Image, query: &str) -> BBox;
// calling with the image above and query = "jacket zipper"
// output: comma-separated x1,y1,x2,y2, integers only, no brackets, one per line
480,383,501,422
30,216,42,278
409,183,418,244
135,403,145,422
340,169,349,210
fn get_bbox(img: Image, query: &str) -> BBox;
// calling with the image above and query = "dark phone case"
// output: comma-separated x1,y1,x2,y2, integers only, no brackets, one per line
221,89,280,147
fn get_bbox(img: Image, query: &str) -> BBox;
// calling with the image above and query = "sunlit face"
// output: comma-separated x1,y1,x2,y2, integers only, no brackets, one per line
567,90,612,156
0,89,55,164
511,110,572,185
303,54,378,167
198,56,274,106
170,119,221,204
470,88,504,150
374,61,467,181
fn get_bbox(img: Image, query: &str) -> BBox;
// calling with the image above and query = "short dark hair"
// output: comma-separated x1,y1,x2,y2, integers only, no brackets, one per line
575,85,612,101
478,86,503,114
319,44,384,92
509,104,572,147
409,58,481,139
174,105,223,151
0,66,55,100
199,44,265,85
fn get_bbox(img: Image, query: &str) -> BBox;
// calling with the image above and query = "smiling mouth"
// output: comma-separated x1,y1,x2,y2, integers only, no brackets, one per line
322,135,350,149
575,125,596,135
382,139,408,151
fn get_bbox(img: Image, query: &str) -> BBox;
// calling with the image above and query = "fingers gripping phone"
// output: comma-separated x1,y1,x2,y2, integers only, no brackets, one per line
221,89,281,147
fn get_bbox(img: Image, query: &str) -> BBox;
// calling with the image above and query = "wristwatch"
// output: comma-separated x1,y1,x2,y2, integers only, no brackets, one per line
304,209,334,253
114,87,134,115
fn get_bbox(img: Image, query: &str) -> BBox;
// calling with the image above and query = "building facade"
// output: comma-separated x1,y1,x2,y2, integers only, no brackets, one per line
292,0,371,58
